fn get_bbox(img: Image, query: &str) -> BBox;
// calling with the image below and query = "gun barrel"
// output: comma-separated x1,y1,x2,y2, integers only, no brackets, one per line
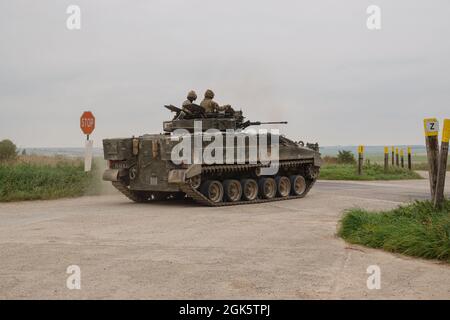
240,120,288,129
259,121,288,124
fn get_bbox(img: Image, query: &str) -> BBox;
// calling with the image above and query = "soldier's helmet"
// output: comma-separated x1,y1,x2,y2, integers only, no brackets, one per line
187,90,197,101
204,89,215,99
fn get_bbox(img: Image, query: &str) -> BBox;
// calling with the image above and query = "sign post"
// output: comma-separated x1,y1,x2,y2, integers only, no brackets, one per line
407,147,412,170
358,145,364,175
423,118,439,199
384,146,389,172
391,146,395,166
80,111,96,172
434,119,449,208
400,149,404,168
395,148,399,166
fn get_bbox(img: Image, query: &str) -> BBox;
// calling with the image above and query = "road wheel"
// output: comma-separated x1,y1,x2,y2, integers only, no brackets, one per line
290,175,307,196
223,179,242,202
276,176,291,197
258,177,277,199
241,179,258,201
200,180,224,203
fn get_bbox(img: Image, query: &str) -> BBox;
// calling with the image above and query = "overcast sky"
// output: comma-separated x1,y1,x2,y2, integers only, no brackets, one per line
1,0,449,148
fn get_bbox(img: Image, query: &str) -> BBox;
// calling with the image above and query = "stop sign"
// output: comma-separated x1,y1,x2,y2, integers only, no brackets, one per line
80,111,95,135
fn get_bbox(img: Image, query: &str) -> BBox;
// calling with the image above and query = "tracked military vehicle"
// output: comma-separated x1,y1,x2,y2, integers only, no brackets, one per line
102,104,321,206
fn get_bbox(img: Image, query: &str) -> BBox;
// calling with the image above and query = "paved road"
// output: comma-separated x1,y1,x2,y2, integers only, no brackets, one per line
0,177,449,299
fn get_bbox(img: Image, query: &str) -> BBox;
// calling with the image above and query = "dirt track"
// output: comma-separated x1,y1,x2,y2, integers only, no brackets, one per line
0,177,449,299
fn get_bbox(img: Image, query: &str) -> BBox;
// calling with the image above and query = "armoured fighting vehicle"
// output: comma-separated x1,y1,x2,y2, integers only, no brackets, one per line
102,104,321,206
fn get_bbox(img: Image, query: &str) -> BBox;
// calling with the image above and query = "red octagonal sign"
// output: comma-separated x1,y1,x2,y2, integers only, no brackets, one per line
80,111,95,135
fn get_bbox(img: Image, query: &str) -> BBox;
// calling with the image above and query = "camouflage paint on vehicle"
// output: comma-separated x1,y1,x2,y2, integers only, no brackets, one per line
103,105,321,206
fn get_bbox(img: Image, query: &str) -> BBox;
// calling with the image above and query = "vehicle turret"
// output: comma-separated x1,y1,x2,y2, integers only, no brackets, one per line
162,104,287,132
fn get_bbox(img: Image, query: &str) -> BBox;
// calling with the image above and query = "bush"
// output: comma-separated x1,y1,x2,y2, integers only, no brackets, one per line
337,150,356,164
339,200,450,262
0,159,101,202
0,139,18,161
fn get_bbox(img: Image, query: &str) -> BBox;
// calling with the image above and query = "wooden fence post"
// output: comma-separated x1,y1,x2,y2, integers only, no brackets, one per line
400,149,404,168
384,146,389,172
395,148,399,167
407,147,412,170
434,119,449,208
391,146,395,166
424,118,440,199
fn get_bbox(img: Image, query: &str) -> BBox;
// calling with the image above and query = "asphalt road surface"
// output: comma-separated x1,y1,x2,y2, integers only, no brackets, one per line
0,176,449,299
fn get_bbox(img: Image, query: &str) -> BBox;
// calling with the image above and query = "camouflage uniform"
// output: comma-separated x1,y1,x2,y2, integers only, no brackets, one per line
182,90,197,107
175,90,197,119
200,89,231,113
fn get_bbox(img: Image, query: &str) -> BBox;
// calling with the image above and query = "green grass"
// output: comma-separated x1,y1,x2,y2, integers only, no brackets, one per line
319,163,422,180
0,160,101,202
357,155,448,171
411,161,450,171
363,154,429,164
338,200,450,262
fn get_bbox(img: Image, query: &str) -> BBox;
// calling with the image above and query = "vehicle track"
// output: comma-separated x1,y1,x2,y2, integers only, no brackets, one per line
113,160,317,206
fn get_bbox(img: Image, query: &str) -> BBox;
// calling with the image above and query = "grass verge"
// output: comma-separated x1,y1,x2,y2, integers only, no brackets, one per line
338,200,450,263
0,156,102,202
319,164,422,180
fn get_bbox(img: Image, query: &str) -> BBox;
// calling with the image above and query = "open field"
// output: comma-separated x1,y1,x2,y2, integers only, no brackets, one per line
359,155,449,171
320,146,448,171
355,154,428,165
0,156,105,202
0,175,449,299
319,164,422,181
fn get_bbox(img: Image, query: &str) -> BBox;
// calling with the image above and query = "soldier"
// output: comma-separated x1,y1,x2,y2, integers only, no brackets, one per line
175,90,198,119
200,89,231,113
182,90,197,107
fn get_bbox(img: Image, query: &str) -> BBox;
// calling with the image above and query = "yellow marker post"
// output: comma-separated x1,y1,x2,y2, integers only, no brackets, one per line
443,119,450,143
434,119,450,208
424,118,440,199
400,149,404,168
391,146,395,166
357,145,364,175
407,147,412,170
384,146,389,172
395,147,399,167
